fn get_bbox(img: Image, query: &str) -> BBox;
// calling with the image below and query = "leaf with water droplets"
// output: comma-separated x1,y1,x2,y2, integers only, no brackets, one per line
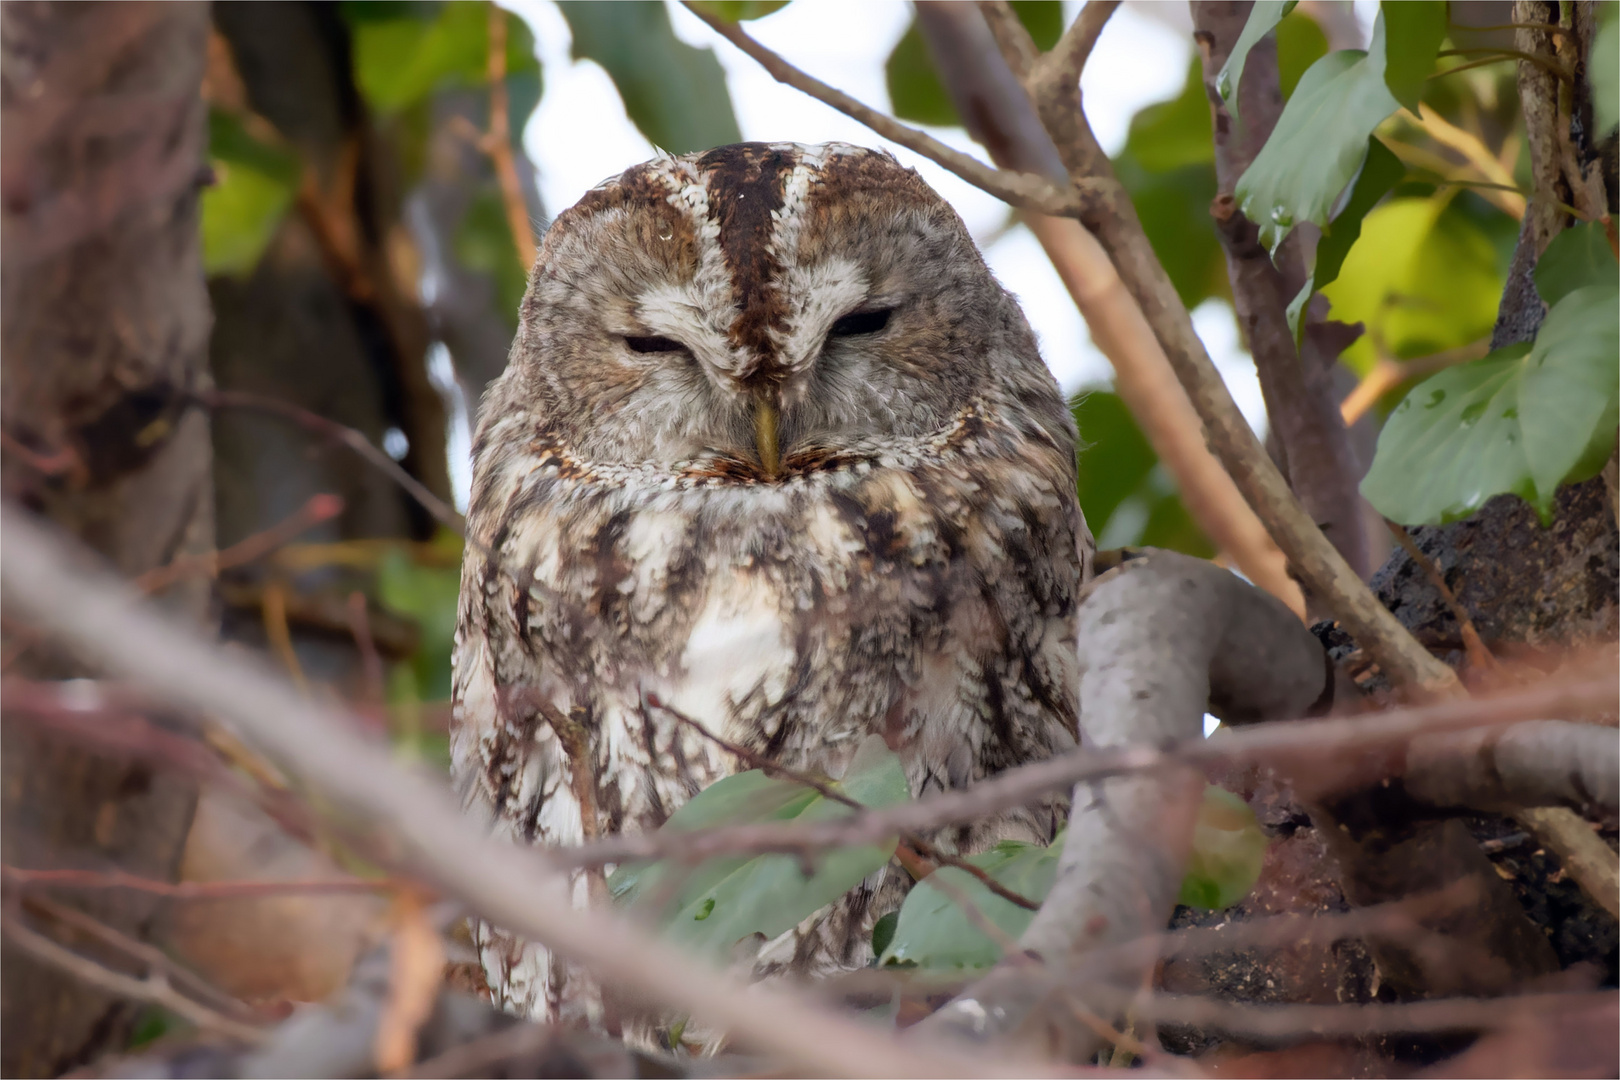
1363,283,1620,525
1234,11,1401,251
1216,1,1296,121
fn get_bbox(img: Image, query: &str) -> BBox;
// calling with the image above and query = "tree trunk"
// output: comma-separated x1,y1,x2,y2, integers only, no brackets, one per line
0,3,213,1074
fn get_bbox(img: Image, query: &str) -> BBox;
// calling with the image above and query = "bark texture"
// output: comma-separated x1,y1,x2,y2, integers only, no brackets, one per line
0,3,213,1074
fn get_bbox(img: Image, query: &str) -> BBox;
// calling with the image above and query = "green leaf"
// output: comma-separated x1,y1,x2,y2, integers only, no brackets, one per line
1362,284,1620,525
1533,221,1619,307
610,736,909,962
559,1,741,154
348,2,541,115
1320,196,1502,375
870,910,899,957
1287,136,1405,339
377,530,464,702
1125,59,1214,173
1074,391,1215,556
1275,10,1328,101
1178,786,1268,910
1235,11,1401,250
1593,2,1618,135
1114,62,1223,310
1216,0,1295,120
879,834,1063,971
886,2,1061,128
202,110,300,277
685,0,789,20
1379,1,1446,113
454,190,527,327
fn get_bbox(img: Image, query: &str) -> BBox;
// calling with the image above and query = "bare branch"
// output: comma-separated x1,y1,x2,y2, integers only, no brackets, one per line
136,493,344,594
483,5,539,270
683,2,1087,218
1030,0,1120,90
3,865,400,901
1513,806,1620,920
973,2,1465,696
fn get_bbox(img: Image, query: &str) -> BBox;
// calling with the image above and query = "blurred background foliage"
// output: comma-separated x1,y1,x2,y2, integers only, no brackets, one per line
193,0,1612,774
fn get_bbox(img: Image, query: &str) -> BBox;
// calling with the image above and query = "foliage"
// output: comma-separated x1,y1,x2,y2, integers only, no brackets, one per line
345,0,541,116
1285,137,1405,338
609,736,908,962
877,785,1267,972
200,111,300,277
558,0,742,154
686,1,790,21
1321,197,1503,376
878,833,1063,970
886,2,1061,128
1596,2,1619,136
1363,273,1620,526
1177,784,1268,909
1073,391,1212,556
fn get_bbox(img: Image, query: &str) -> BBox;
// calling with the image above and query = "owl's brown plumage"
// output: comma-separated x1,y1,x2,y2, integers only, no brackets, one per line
452,142,1091,1028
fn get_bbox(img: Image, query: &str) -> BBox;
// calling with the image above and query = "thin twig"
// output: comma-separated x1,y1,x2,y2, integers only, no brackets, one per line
1386,523,1500,674
137,493,343,593
646,695,1042,912
548,671,1616,871
198,389,468,541
22,894,264,1024
683,2,1087,218
260,582,308,692
1399,106,1527,217
1029,0,1119,90
1338,340,1489,425
482,4,538,270
0,909,267,1044
1086,985,1614,1040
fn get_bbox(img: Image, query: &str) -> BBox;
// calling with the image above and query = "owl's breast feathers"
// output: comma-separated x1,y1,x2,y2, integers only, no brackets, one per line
453,401,1083,843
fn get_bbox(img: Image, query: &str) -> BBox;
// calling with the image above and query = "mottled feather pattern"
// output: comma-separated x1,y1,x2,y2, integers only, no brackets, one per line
452,142,1091,1032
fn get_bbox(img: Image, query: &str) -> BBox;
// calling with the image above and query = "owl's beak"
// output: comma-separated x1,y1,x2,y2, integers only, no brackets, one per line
752,393,781,477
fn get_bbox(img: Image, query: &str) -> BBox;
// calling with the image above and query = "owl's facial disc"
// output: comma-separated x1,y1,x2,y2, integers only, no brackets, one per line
519,142,1045,473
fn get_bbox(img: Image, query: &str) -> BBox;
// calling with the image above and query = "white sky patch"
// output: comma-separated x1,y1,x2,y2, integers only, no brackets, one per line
502,0,1264,414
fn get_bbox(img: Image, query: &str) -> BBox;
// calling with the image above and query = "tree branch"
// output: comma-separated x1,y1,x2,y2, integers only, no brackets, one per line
921,550,1329,1054
683,3,1087,218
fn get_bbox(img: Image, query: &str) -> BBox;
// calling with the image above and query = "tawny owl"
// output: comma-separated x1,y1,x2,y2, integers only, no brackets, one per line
451,142,1092,1028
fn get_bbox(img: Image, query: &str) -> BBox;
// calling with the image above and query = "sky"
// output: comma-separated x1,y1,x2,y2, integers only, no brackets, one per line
497,0,1273,427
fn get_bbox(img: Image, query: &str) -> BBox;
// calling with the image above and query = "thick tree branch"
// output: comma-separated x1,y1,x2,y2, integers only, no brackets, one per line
922,551,1329,1054
1405,720,1619,816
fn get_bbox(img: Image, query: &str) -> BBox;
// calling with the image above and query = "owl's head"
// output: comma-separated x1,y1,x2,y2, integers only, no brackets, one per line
487,142,1069,477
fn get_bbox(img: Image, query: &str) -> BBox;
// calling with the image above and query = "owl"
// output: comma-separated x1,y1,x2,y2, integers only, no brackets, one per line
451,142,1092,1030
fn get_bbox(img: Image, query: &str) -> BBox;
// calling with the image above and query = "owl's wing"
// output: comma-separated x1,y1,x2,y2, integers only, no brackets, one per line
450,547,597,1024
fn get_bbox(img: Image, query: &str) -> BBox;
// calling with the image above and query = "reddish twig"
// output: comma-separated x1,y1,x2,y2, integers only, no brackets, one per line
136,493,343,593
483,5,538,270
1386,522,1500,674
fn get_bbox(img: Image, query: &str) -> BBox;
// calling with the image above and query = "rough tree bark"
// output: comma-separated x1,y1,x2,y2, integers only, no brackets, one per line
0,3,213,1074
